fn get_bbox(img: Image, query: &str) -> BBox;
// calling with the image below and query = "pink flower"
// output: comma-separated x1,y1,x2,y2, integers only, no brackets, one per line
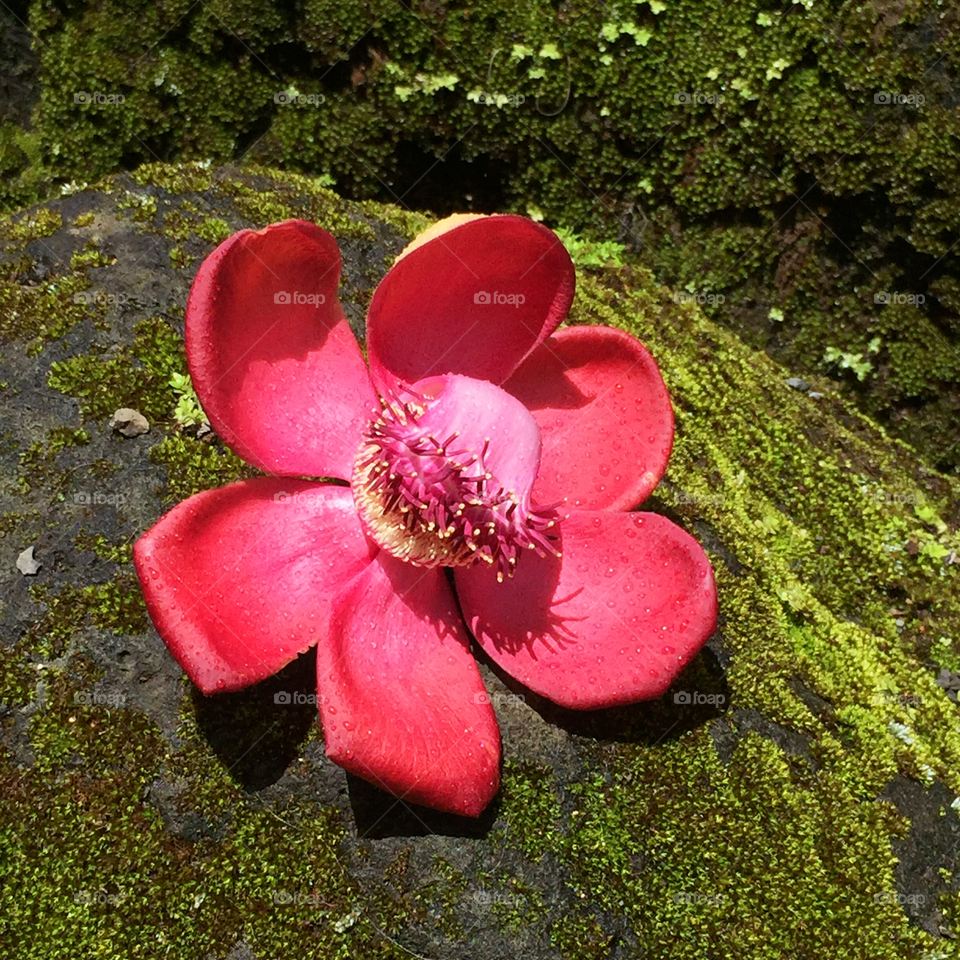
134,215,717,817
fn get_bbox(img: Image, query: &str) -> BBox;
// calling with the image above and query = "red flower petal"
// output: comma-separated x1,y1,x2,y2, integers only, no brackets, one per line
186,220,378,479
366,216,575,397
455,511,717,710
318,554,501,817
503,326,674,511
133,479,375,694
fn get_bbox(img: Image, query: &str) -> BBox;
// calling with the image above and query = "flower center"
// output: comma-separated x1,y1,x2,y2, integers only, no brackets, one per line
352,383,560,580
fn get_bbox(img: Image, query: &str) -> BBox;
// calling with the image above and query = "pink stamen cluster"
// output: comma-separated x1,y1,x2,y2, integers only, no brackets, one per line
352,397,561,580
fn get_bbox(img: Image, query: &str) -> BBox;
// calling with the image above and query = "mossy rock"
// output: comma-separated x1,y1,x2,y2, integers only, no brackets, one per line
4,0,960,470
1,164,959,959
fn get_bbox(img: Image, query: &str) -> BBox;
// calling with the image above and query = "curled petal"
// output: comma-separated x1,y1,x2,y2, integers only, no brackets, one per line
394,213,486,262
504,325,674,511
134,479,375,694
186,219,378,479
366,215,575,397
411,374,542,508
318,554,501,817
455,511,717,710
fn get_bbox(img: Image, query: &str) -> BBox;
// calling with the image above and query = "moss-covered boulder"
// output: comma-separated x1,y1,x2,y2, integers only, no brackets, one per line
1,164,959,959
5,0,960,468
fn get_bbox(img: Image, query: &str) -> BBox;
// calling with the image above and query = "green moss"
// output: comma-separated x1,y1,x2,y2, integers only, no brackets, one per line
73,530,133,565
550,912,611,960
0,208,61,243
23,573,148,662
193,216,231,244
10,0,959,463
496,761,562,862
148,433,259,505
0,271,97,354
47,316,187,422
18,428,91,495
71,212,96,228
415,857,467,940
70,245,112,271
0,509,42,540
130,161,214,195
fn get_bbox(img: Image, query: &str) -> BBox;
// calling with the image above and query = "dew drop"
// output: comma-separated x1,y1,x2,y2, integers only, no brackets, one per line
614,383,624,394
343,720,355,731
599,463,611,477
662,645,675,655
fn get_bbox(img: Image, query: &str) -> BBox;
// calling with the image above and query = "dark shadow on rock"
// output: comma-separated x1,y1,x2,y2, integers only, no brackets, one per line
146,774,231,842
709,708,819,772
347,773,501,840
192,648,318,792
879,774,960,939
475,638,730,747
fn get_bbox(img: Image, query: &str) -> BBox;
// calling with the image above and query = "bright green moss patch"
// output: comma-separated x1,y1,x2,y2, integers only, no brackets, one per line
0,207,61,243
148,434,258,505
72,530,133,565
495,761,563,863
0,272,97,353
47,316,187,422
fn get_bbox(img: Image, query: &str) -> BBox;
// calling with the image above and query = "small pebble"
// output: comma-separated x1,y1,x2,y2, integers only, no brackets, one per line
17,545,41,576
808,391,822,400
786,377,811,391
110,408,150,437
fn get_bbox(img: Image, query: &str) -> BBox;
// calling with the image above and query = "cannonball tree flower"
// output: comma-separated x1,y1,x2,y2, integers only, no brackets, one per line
134,215,717,817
